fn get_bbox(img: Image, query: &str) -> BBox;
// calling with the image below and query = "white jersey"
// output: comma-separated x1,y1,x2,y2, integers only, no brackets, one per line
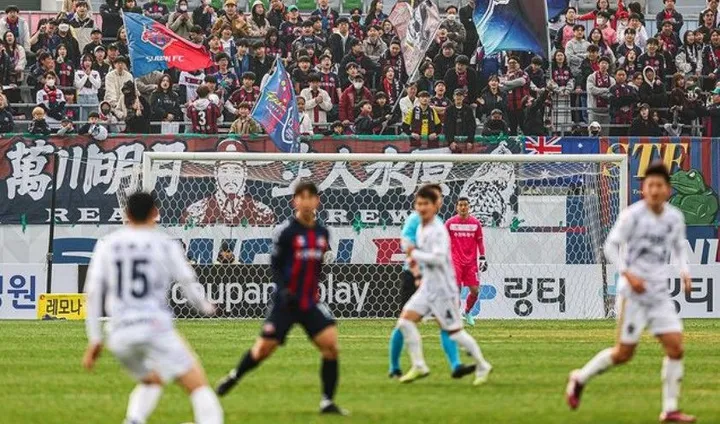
85,227,211,344
604,200,689,301
411,218,459,300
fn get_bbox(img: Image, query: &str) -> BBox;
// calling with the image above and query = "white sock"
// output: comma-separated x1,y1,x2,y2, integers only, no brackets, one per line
397,319,427,371
577,348,614,384
662,357,683,413
125,384,162,424
450,330,489,370
190,386,224,424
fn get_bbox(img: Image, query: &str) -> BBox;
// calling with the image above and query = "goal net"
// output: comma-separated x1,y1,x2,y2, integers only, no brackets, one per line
122,147,628,320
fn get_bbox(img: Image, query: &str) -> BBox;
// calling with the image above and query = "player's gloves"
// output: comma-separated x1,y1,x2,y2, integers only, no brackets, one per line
478,255,488,273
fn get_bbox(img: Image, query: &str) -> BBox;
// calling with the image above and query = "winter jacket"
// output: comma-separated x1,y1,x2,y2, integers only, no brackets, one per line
167,11,194,39
565,38,591,77
0,16,30,51
354,113,385,135
104,69,134,107
247,16,271,38
444,104,476,143
655,9,683,34
586,71,615,118
28,119,51,135
639,67,668,109
629,116,662,136
676,44,703,75
363,37,387,64
481,119,510,136
432,53,457,82
439,19,466,54
522,90,549,136
149,89,182,121
36,88,67,121
608,83,639,125
100,0,123,38
0,107,14,133
339,86,374,122
477,88,507,119
301,87,333,125
328,32,357,64
444,67,479,103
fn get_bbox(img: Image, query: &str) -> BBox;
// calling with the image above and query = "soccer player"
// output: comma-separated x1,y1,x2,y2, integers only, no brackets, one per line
82,192,223,424
388,185,475,380
446,197,487,326
566,162,696,423
396,186,493,385
215,182,347,415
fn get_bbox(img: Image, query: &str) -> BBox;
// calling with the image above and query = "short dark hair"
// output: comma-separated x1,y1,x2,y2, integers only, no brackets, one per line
126,191,157,222
573,24,585,31
416,185,439,203
196,85,210,98
294,181,319,197
457,196,469,204
643,161,671,183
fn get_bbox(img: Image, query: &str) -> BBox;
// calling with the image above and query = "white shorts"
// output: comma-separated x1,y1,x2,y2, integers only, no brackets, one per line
615,295,683,345
107,327,195,383
403,291,463,331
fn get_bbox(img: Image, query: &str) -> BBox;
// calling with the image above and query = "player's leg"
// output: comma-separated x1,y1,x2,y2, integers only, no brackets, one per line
177,364,224,424
567,295,644,410
397,307,430,382
652,299,695,423
124,372,164,424
462,266,480,326
388,269,416,377
216,304,289,396
432,297,492,385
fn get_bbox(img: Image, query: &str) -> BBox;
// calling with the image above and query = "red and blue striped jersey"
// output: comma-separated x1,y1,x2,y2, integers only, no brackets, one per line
271,217,330,310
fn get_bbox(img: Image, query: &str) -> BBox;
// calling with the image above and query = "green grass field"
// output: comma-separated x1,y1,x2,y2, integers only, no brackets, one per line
3,320,720,424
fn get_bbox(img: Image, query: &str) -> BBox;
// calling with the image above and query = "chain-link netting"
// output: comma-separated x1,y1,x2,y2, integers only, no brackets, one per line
120,150,625,319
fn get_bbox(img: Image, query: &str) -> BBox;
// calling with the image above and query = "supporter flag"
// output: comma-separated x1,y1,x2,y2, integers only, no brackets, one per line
251,58,300,153
524,136,600,154
122,12,213,77
547,0,570,20
389,0,441,77
473,0,550,58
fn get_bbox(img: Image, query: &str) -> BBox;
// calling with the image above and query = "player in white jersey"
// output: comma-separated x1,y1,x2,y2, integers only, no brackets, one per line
395,185,492,385
82,192,224,424
566,163,696,423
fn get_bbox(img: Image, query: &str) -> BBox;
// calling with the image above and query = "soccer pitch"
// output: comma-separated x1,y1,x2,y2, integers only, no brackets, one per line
3,320,719,424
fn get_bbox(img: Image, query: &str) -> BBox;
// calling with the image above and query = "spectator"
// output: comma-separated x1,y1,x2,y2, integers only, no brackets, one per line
575,44,601,123
187,85,221,134
339,39,377,88
526,55,546,92
212,52,238,101
329,120,348,136
445,89,475,152
265,28,287,61
31,19,60,55
620,49,641,76
481,109,509,136
608,68,638,136
54,44,75,89
267,0,286,29
427,27,451,60
56,117,75,135
291,21,323,58
143,0,169,24
354,100,387,135
212,0,249,38
0,6,30,51
669,73,702,133
627,13,648,49
593,11,617,47
699,0,720,28
702,29,720,90
639,65,668,110
301,73,333,129
189,24,206,45
28,52,56,94
310,0,339,34
362,25,386,65
444,55,478,104
0,94,14,133
547,50,575,134
168,0,194,40
471,44,504,90
441,6,466,55
566,25,590,78
36,71,67,124
192,0,214,33
78,111,109,141
399,82,419,118
702,87,720,137
629,103,662,135
676,30,702,76
430,81,450,121
248,0,271,37
629,70,643,90
433,41,457,82
115,80,150,133
1,30,26,103
379,66,401,105
697,9,715,44
554,7,578,50
296,96,314,135
150,74,182,129
69,0,94,54
292,56,313,92
500,56,530,135
588,120,602,136
372,92,392,125
380,39,407,84
28,106,51,135
122,0,142,14
589,27,616,66
230,102,260,135
178,67,205,104
98,100,120,133
100,0,123,39
615,28,642,65
586,56,614,135
576,0,617,27
402,91,441,147
349,8,364,40
250,42,272,83
82,29,104,58
329,17,355,63
477,74,507,121
380,19,396,47
416,62,437,96
226,71,259,117
365,0,388,30
521,89,549,136
656,20,681,60
74,53,100,121
104,56,132,107
278,5,301,52
339,75,373,124
655,0,682,35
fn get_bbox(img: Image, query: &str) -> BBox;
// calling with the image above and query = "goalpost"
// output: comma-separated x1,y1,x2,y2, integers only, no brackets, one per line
130,149,628,320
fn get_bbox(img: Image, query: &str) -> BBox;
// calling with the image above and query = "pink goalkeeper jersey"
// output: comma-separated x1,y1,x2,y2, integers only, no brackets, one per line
445,215,485,268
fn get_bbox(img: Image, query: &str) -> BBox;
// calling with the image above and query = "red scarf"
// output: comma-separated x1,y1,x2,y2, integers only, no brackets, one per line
45,86,58,104
595,72,610,107
383,78,395,102
457,71,468,88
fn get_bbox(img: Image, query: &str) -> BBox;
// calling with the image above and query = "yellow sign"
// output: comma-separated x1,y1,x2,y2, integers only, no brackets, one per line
37,293,87,320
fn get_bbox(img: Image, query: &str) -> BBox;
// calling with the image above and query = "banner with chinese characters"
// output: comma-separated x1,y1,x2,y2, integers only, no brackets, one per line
0,135,522,225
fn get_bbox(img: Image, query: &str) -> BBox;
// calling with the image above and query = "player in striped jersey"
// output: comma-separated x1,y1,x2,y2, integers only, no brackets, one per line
566,163,696,423
215,182,347,415
82,192,223,424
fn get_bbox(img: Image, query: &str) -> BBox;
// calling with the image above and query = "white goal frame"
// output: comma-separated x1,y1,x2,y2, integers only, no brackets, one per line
143,152,629,208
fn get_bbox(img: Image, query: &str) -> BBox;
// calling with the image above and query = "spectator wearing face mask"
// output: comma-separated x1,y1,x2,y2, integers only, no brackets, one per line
441,6,466,55
482,109,509,136
588,121,602,136
36,71,67,125
167,0,194,40
339,75,374,125
98,100,120,133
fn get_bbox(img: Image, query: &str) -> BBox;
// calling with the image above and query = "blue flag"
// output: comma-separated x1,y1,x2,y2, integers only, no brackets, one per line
473,0,550,58
547,0,570,20
251,58,300,153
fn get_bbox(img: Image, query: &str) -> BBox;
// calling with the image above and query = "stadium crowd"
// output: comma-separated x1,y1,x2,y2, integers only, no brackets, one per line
3,0,720,143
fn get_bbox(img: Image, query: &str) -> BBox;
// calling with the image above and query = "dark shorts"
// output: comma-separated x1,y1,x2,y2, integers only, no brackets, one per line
400,269,417,308
260,302,336,345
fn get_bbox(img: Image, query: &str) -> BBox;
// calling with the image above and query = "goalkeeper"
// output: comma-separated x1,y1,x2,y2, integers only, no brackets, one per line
388,184,475,379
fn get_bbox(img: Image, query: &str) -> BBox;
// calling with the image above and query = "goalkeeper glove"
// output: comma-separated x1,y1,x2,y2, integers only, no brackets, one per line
478,255,488,273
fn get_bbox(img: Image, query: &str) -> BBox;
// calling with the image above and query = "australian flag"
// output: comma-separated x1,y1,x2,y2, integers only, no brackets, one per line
123,12,212,77
252,58,300,153
473,0,550,58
